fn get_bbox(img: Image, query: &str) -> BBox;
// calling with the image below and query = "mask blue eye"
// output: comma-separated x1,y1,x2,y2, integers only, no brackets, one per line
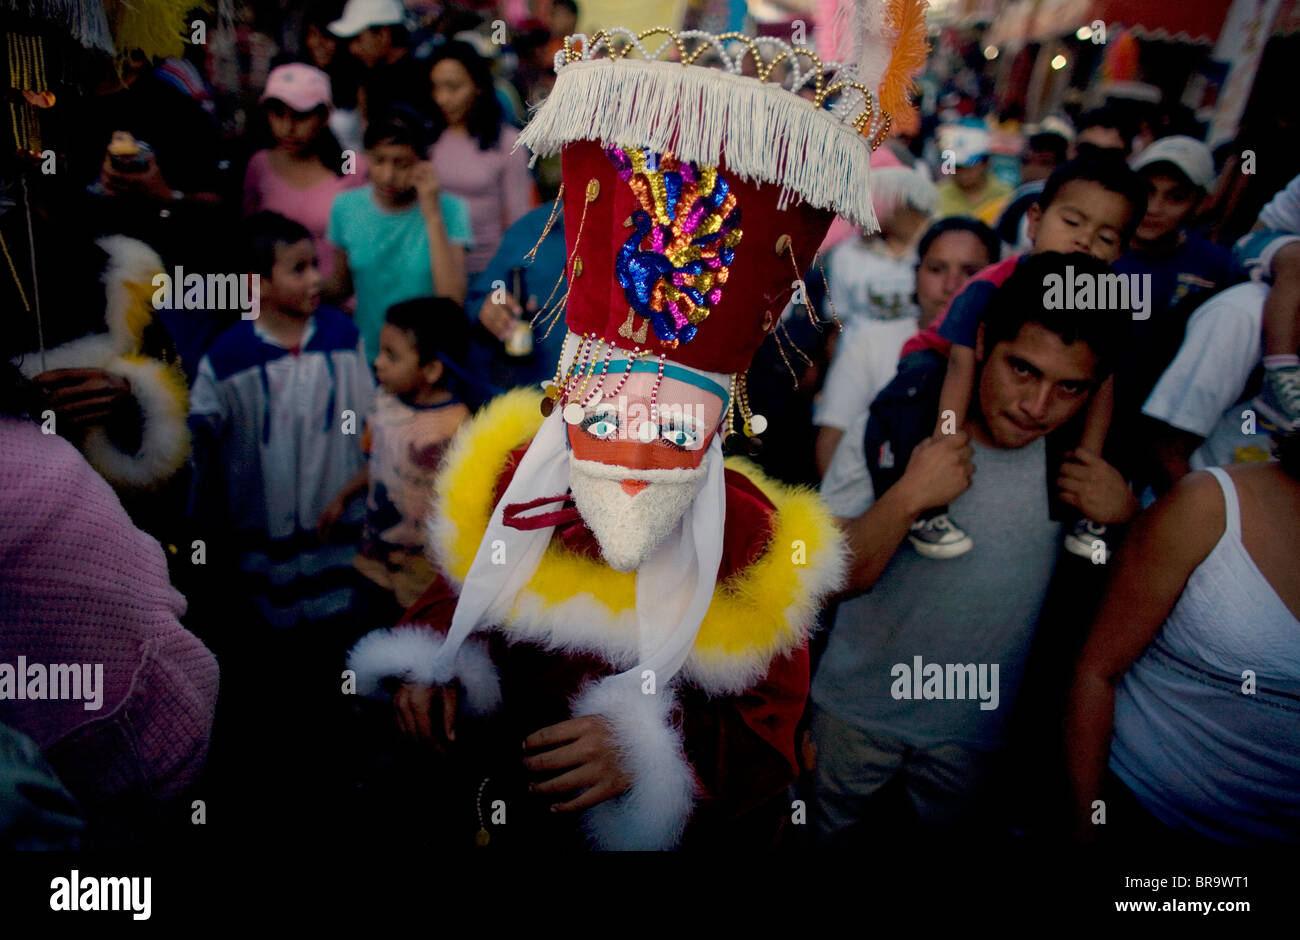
584,417,620,439
661,426,700,449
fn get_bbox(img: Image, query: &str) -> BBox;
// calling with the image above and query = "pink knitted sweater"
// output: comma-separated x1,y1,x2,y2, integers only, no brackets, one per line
0,416,219,807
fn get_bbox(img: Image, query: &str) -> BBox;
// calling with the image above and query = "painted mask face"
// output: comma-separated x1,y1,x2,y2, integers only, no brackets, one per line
565,368,725,572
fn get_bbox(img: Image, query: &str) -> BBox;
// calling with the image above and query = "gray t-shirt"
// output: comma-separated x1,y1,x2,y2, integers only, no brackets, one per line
814,414,1061,750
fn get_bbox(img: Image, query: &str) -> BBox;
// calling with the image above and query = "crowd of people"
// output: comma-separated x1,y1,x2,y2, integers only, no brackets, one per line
1,0,1297,854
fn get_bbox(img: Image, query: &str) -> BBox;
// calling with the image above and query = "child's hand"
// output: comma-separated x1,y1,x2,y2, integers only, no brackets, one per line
393,682,459,748
1057,448,1139,524
317,496,346,541
522,715,632,812
34,368,134,430
412,160,442,214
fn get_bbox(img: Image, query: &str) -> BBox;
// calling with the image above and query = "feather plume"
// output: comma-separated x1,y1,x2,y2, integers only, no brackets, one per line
879,0,930,119
836,0,897,98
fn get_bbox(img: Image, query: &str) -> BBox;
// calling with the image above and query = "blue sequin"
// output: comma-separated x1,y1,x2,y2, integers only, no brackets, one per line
664,172,681,218
606,147,742,346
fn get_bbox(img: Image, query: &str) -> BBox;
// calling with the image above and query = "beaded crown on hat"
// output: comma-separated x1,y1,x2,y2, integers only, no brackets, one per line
518,2,930,450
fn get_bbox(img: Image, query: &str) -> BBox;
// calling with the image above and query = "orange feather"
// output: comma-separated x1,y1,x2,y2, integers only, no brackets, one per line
879,0,930,120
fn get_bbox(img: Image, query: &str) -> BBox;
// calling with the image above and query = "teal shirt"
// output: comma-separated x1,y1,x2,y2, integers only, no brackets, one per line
328,185,472,363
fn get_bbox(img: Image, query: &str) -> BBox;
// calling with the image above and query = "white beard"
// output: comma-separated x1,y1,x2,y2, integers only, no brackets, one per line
568,455,708,573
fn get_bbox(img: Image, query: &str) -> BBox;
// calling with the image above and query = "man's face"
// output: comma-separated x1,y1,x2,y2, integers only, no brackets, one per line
1135,171,1198,244
305,24,335,69
953,161,987,192
349,26,391,68
975,321,1101,449
1020,147,1058,183
565,370,725,572
1028,179,1131,262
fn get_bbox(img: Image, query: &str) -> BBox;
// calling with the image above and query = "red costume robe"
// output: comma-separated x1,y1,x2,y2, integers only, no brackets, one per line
348,389,846,849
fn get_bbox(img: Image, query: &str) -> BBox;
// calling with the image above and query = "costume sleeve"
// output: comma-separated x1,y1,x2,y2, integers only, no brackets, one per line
345,573,501,715
679,646,810,837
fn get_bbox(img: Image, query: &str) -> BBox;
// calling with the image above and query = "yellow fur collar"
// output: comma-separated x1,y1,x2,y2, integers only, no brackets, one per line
427,388,847,693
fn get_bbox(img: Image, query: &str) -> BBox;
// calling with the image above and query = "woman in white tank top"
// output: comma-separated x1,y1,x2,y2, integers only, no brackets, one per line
1067,430,1300,845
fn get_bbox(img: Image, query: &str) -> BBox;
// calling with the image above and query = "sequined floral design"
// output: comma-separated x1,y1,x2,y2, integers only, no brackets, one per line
606,146,743,346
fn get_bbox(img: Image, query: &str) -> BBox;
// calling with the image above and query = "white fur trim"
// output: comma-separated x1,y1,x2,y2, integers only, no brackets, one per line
429,511,847,697
517,58,878,228
346,627,501,716
79,356,190,490
12,332,121,377
572,677,697,850
96,235,165,346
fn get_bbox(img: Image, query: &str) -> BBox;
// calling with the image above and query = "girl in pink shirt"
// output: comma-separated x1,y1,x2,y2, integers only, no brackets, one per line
428,41,536,276
243,63,366,281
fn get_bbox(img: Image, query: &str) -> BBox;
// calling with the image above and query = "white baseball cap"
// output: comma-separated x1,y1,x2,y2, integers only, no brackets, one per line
938,122,992,167
328,0,405,38
1130,135,1215,190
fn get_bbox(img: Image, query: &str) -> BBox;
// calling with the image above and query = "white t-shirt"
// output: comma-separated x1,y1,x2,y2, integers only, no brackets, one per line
814,315,919,431
824,236,919,325
813,237,919,431
814,414,1060,750
1259,173,1300,234
1142,281,1272,471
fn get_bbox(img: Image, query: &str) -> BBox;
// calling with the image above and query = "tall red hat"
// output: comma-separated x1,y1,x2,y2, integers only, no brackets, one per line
517,12,929,429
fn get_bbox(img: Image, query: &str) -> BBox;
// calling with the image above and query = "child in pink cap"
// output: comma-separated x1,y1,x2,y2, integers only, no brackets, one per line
243,63,367,282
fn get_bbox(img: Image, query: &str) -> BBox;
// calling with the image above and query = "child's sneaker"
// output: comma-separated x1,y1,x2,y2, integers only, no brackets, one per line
1257,364,1300,431
908,514,973,559
1065,518,1110,562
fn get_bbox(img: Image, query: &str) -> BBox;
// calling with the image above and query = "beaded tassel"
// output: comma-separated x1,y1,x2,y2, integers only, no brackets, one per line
645,354,667,440
578,340,616,407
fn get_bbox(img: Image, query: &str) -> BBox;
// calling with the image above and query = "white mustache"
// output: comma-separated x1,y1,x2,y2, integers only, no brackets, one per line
568,455,707,485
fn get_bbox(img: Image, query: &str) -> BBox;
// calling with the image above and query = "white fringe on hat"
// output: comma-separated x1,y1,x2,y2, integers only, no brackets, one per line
517,57,879,230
